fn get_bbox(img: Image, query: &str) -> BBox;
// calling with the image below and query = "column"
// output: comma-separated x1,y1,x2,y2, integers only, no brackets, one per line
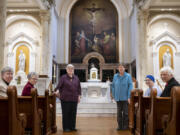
40,10,51,76
86,68,88,81
0,0,7,69
136,9,149,88
100,65,102,81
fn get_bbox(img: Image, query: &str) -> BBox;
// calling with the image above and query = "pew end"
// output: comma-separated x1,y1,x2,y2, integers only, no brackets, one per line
163,86,180,135
129,89,143,134
0,86,26,135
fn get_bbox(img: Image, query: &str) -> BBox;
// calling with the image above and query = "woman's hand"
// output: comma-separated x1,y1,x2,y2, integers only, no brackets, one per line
78,95,81,103
54,90,60,98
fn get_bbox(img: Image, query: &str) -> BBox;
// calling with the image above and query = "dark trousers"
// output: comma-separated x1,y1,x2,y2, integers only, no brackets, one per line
61,100,78,130
117,101,129,129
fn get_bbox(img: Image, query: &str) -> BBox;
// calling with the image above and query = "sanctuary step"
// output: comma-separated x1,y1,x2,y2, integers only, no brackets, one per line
56,102,117,116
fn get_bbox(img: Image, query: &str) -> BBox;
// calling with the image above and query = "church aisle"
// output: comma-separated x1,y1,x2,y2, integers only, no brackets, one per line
52,116,131,135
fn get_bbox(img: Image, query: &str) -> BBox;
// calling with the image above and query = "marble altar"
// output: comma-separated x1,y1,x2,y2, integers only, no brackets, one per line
80,82,111,103
56,81,117,115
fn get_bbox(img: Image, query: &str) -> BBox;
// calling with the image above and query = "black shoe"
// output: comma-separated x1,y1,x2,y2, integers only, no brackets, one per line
71,128,78,131
63,129,71,132
116,128,121,131
122,126,129,130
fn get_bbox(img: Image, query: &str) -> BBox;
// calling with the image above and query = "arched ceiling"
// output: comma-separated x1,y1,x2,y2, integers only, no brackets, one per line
55,0,134,17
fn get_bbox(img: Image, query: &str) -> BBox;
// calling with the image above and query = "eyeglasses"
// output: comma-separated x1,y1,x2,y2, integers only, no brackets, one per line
161,73,169,76
32,78,38,81
144,80,151,82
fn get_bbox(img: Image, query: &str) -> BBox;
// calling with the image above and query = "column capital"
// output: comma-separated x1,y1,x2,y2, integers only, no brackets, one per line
39,10,50,22
135,0,151,10
137,9,149,24
41,0,55,9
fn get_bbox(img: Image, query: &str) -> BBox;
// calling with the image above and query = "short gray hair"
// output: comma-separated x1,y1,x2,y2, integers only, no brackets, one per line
160,67,174,76
118,63,125,67
1,66,14,75
27,72,38,80
66,64,74,69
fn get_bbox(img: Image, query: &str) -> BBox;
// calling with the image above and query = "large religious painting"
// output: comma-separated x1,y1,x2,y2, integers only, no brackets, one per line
70,0,118,63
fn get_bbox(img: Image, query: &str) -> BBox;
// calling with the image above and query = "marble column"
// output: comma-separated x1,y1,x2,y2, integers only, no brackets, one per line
0,0,6,69
40,10,51,77
136,10,149,88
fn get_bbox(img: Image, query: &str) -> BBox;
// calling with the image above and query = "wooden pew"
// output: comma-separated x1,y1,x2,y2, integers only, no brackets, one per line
163,86,180,135
135,91,151,135
38,90,51,135
0,86,26,135
129,89,140,134
18,88,42,135
145,90,171,135
49,92,57,133
37,90,57,134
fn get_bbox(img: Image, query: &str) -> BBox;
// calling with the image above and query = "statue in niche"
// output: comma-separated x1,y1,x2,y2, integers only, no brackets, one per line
163,48,171,67
18,50,26,72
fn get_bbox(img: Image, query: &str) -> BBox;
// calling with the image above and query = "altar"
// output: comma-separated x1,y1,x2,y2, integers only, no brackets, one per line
80,82,111,103
56,81,117,115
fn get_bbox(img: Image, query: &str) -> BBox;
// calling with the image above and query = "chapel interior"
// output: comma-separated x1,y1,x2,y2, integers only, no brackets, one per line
0,0,180,135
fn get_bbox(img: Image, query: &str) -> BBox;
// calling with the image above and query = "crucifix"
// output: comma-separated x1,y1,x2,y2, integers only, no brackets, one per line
84,3,104,34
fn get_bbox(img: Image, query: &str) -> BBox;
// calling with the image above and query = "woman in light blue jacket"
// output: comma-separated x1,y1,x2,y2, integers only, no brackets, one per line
111,64,133,130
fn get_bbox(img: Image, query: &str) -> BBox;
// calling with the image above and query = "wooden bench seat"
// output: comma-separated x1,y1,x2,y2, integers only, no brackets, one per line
0,86,26,135
146,90,171,135
135,91,151,135
163,86,180,135
48,92,57,133
18,88,42,135
129,89,141,134
37,90,57,134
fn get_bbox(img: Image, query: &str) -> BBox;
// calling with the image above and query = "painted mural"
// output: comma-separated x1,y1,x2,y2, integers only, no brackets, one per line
70,0,118,63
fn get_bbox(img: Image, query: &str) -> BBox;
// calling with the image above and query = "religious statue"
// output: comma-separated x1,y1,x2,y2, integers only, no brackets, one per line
163,48,171,67
18,50,26,71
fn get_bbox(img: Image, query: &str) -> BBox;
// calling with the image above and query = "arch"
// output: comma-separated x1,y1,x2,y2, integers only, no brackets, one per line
6,15,40,28
13,41,32,52
151,31,180,80
69,0,119,63
152,32,178,52
7,32,38,53
83,52,105,64
156,41,177,52
148,14,180,28
57,0,129,63
6,33,38,74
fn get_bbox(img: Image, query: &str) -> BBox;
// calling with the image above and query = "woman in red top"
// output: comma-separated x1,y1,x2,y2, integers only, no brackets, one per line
22,72,38,96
